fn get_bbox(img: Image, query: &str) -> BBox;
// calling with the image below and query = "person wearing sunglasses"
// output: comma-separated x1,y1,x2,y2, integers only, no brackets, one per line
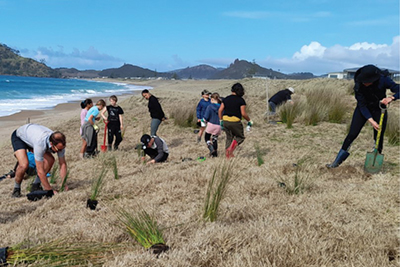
10,123,68,198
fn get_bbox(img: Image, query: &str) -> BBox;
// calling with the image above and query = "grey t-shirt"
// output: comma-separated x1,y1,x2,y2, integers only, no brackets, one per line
16,124,65,161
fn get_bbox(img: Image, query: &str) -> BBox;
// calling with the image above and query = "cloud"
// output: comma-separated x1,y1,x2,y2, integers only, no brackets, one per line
261,36,400,75
22,46,124,70
223,10,331,21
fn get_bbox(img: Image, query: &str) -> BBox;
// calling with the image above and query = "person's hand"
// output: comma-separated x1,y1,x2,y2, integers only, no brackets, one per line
198,119,201,122
63,185,69,191
368,119,380,131
147,159,156,165
381,96,394,106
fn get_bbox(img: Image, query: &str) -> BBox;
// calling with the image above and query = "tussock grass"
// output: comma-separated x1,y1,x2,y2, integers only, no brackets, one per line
386,111,400,146
203,160,234,222
59,170,69,192
278,101,299,128
4,239,123,266
254,143,265,166
90,168,107,201
49,165,58,184
275,157,314,195
300,85,350,126
110,155,119,180
117,208,166,250
169,104,197,128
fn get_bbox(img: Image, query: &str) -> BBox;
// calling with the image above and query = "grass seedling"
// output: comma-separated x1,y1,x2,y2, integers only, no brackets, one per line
111,155,119,180
276,156,313,195
203,161,234,222
3,239,123,266
90,168,107,201
255,143,265,166
59,170,69,192
49,165,58,184
117,208,168,253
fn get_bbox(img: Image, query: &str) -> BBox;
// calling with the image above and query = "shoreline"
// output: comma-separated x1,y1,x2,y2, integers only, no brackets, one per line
0,88,143,147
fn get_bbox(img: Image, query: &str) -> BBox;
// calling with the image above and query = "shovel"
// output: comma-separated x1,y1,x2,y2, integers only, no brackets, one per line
364,105,386,173
101,122,108,152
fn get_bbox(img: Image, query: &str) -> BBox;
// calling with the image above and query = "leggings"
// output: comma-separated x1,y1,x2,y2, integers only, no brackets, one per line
342,107,387,153
205,133,218,151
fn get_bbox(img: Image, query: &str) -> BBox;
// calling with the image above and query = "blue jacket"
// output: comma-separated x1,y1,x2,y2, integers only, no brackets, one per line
354,75,399,119
203,103,221,125
196,98,211,119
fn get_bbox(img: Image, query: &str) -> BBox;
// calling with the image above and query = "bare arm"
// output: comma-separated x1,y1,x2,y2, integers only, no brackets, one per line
100,107,108,122
240,105,250,121
35,160,52,191
218,103,225,120
119,114,123,129
58,156,68,190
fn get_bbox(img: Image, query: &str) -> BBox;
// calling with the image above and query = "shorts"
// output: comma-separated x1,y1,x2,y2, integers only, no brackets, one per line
11,130,31,152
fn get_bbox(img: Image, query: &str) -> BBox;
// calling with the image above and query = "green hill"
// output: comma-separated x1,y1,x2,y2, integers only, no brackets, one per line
0,43,61,77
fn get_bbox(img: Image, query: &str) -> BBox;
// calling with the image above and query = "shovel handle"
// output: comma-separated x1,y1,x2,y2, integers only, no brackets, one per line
374,102,388,149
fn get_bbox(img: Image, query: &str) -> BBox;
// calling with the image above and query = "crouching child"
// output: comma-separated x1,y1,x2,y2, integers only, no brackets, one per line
140,134,169,164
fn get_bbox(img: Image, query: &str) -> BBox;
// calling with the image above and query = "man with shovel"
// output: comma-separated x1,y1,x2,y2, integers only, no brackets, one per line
326,64,399,169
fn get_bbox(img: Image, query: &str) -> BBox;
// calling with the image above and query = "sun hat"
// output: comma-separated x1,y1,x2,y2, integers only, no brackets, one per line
288,87,295,93
140,134,151,149
356,65,381,83
201,90,211,96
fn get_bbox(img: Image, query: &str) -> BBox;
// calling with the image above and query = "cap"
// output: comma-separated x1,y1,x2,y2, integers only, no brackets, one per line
140,134,151,149
288,87,295,93
356,65,381,83
201,90,211,96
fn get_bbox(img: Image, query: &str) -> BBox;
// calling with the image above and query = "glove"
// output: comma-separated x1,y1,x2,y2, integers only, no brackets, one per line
247,120,253,127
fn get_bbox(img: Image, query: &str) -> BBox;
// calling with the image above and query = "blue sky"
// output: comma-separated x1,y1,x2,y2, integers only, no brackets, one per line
0,0,398,75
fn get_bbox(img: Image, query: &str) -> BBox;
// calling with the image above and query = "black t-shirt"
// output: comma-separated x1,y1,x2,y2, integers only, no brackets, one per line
222,95,246,119
107,105,124,125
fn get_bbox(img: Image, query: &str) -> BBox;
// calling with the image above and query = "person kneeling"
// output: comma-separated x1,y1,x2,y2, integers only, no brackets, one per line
140,134,169,164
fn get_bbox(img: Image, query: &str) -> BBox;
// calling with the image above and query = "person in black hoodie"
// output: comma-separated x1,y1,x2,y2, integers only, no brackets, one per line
142,89,167,136
326,64,399,168
268,87,295,115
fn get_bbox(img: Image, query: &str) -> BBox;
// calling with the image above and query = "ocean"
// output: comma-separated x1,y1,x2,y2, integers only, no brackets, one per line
0,75,150,117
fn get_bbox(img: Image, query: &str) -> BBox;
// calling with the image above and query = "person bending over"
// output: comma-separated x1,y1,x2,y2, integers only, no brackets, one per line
140,134,169,164
10,123,67,198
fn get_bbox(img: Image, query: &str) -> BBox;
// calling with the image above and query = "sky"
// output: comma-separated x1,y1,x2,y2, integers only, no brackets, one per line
0,0,399,75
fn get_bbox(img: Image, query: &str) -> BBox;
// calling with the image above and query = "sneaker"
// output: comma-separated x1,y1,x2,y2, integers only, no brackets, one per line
11,188,21,198
30,183,43,192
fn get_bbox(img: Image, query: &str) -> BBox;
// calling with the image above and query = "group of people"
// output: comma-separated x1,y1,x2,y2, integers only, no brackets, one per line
80,95,125,159
6,64,399,198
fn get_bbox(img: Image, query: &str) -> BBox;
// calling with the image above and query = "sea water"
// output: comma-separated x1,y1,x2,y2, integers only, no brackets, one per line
0,75,150,117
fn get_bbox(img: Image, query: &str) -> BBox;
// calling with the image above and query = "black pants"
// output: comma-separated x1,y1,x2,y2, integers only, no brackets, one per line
108,123,122,148
342,107,387,153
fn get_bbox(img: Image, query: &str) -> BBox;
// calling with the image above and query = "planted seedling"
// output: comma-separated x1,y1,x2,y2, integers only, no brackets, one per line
87,168,107,210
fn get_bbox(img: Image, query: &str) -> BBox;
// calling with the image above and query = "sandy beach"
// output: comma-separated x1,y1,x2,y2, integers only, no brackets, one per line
0,78,398,266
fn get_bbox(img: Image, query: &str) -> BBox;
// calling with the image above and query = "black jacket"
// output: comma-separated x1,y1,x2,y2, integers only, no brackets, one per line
269,89,292,106
148,95,165,120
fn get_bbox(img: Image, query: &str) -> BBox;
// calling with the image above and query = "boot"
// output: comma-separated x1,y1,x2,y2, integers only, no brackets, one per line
207,141,215,155
326,149,350,168
226,140,238,159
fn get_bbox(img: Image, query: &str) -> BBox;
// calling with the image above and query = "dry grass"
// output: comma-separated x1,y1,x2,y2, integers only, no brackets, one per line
0,78,398,266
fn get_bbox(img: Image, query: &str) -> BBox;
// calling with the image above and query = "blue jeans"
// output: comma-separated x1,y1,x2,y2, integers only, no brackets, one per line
268,101,277,115
151,118,162,136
